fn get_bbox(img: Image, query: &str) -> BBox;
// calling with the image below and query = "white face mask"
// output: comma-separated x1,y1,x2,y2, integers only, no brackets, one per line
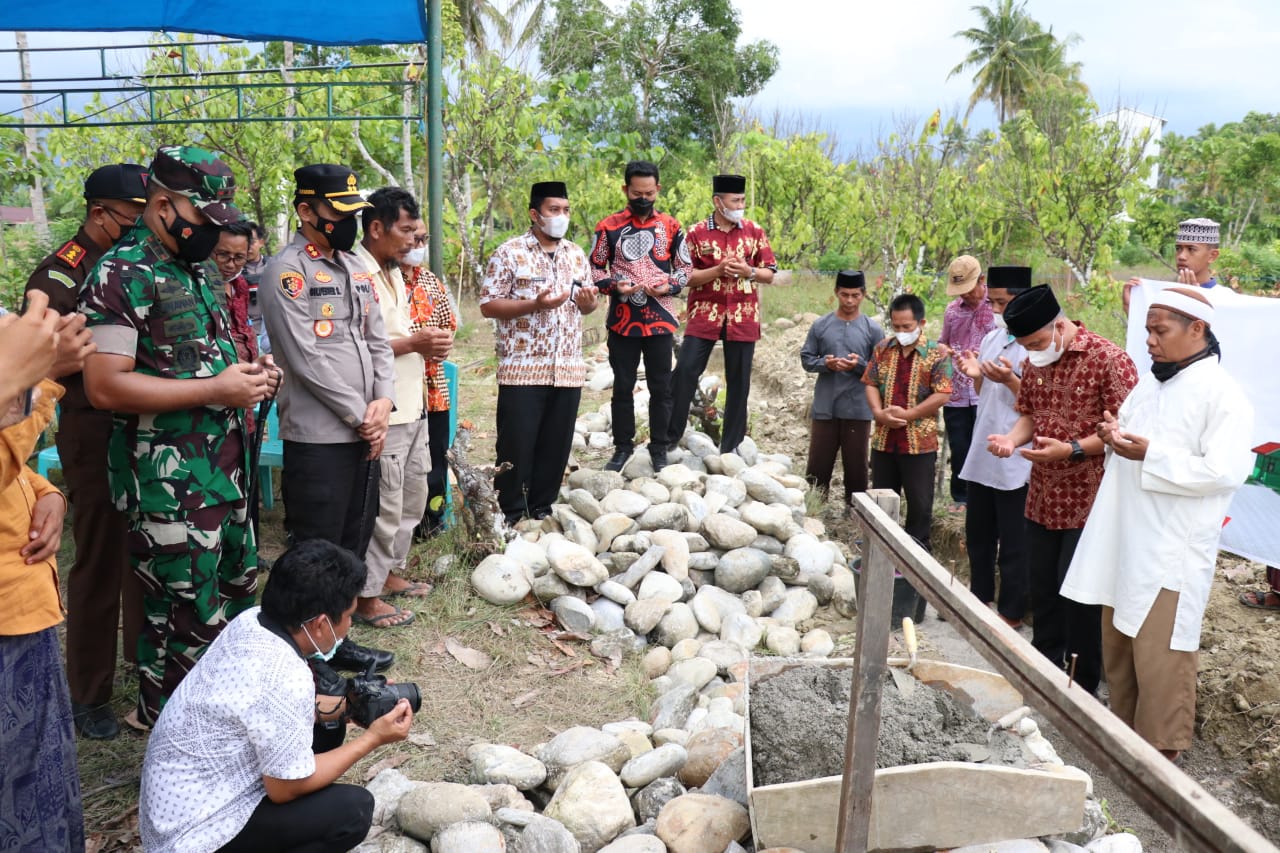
404,246,427,267
720,206,745,224
992,312,1007,331
895,328,921,347
540,214,570,240
1026,329,1064,367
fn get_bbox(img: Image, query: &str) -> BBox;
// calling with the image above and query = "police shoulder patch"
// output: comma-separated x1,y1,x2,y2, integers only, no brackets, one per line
280,271,305,300
56,240,87,268
304,243,322,259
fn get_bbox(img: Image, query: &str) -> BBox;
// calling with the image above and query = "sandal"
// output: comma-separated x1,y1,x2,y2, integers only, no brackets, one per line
382,580,434,600
1239,590,1280,611
352,605,416,628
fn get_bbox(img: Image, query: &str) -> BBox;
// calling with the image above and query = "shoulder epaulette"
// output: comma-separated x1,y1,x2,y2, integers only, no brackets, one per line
55,240,88,268
304,243,322,259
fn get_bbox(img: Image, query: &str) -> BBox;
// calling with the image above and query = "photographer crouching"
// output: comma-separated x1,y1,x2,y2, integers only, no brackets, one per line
140,540,419,852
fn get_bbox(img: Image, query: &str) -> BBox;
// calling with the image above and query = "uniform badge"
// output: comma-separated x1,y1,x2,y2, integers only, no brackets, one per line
314,320,335,338
55,240,87,268
279,271,305,300
321,303,335,317
304,243,322,259
314,271,333,283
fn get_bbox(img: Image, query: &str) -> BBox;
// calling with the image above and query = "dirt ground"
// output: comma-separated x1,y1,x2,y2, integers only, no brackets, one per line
63,294,1280,850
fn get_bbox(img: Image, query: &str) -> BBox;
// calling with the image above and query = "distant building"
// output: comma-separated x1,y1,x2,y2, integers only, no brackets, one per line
0,205,34,224
1096,108,1166,190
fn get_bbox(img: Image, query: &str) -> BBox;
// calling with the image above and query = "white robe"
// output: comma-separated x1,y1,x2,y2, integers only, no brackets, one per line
1061,358,1254,651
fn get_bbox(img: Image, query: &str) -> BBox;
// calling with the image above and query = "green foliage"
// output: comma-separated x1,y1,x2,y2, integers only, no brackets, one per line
1215,241,1280,292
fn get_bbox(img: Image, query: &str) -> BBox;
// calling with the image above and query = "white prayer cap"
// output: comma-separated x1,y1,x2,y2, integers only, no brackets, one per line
1176,218,1220,246
1151,287,1215,326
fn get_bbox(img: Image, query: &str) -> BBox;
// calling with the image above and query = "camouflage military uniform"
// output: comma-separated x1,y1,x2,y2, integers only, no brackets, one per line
79,149,255,725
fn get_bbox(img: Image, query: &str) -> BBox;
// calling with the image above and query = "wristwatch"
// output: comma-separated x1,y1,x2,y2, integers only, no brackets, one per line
1069,439,1085,462
747,268,757,282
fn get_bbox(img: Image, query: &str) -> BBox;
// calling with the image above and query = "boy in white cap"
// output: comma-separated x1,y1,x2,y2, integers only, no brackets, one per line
1061,287,1253,760
1123,218,1220,313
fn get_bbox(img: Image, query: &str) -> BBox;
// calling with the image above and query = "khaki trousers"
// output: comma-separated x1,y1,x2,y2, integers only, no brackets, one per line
365,418,431,597
1102,588,1199,751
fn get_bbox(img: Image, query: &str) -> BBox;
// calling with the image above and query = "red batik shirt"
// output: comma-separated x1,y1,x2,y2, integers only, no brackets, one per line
862,336,953,455
589,209,691,337
404,266,457,413
684,215,777,342
1015,324,1138,530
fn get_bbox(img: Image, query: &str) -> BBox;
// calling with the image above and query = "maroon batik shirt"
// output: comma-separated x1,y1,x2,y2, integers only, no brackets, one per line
684,215,777,343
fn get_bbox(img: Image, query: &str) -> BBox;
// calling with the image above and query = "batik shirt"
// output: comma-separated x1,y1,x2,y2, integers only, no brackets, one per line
938,296,995,407
480,230,590,387
405,266,457,413
589,209,691,337
684,215,778,342
80,226,247,514
862,336,953,455
1015,324,1138,530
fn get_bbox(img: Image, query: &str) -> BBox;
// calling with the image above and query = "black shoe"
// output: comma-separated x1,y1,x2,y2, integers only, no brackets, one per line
309,660,351,696
72,702,120,740
330,638,395,673
649,445,668,471
604,449,633,472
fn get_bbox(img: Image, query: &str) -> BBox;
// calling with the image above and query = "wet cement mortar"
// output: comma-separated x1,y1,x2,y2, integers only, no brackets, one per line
749,665,1024,787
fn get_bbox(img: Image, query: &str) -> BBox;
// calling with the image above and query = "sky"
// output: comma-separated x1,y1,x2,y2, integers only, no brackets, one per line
732,0,1279,155
0,0,1275,154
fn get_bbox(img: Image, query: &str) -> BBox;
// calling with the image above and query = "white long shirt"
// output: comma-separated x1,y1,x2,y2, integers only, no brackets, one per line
1061,358,1254,651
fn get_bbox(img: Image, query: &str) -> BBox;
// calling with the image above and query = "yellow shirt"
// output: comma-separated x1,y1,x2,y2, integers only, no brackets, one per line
0,379,66,636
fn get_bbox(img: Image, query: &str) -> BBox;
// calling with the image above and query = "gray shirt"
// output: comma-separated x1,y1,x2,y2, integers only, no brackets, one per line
260,232,395,443
801,311,885,420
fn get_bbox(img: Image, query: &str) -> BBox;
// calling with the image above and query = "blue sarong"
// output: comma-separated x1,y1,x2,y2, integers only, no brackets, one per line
0,626,85,852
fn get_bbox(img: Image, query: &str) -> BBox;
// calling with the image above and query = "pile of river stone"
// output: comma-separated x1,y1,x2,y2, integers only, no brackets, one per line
352,429,854,853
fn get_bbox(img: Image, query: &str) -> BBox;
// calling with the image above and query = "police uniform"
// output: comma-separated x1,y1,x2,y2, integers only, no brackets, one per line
24,164,147,729
79,146,256,727
259,165,394,559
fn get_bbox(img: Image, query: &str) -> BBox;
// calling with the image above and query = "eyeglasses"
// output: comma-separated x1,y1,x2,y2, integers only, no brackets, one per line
213,251,248,264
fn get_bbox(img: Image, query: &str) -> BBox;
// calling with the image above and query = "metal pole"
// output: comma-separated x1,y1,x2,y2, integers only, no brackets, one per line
426,0,444,279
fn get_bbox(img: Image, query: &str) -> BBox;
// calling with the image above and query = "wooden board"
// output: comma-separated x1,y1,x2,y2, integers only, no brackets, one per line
750,762,1087,853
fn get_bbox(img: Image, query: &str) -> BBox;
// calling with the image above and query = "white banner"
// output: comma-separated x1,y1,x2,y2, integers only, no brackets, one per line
1126,280,1280,564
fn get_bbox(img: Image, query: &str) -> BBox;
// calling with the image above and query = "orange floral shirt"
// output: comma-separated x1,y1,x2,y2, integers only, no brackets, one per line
861,336,953,454
404,266,457,413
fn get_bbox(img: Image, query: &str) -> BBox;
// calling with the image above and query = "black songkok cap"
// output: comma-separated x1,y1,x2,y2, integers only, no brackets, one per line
1003,284,1061,337
83,164,148,203
835,270,866,290
712,174,747,194
987,266,1032,290
530,181,569,208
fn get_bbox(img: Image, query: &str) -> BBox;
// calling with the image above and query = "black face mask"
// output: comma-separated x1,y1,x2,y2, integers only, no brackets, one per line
628,197,655,218
314,212,359,252
1151,328,1221,382
164,207,222,264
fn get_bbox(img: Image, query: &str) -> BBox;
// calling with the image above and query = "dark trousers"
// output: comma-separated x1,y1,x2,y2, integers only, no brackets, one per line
667,333,755,453
216,784,374,853
282,441,380,559
966,482,1030,620
1027,521,1101,694
806,418,871,502
608,331,673,450
495,384,582,522
57,407,145,704
419,409,451,534
942,405,977,504
870,450,937,552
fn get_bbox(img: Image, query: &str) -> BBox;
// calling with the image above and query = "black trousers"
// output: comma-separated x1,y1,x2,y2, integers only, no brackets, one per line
216,783,373,853
806,418,871,502
420,409,451,534
966,482,1030,620
1027,521,1101,694
608,331,673,450
282,441,380,560
870,450,937,552
495,385,582,522
942,405,977,504
667,333,755,453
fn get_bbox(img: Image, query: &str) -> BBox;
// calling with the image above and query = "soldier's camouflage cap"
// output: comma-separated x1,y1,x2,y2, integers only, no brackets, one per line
148,145,243,226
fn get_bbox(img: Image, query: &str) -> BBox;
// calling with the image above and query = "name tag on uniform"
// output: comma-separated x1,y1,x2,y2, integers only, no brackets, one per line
156,295,199,316
162,317,199,338
309,286,340,297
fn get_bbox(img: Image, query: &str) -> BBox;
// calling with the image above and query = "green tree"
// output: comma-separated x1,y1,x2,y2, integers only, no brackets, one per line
948,0,1079,122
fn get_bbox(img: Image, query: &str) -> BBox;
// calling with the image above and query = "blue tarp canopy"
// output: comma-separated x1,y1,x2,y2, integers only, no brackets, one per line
0,2,428,46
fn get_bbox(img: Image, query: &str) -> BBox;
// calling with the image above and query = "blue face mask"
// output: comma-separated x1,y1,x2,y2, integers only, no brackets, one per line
302,616,343,663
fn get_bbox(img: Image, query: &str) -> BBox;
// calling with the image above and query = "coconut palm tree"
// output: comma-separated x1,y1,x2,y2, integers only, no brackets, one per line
948,0,1064,122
